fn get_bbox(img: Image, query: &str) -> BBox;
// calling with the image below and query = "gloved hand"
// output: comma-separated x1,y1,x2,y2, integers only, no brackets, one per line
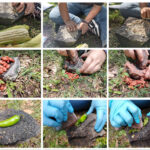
43,100,74,127
147,112,150,116
109,100,142,128
87,100,107,132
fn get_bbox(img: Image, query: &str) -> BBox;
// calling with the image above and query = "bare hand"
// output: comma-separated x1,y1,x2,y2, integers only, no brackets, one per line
80,50,106,74
12,3,35,15
78,22,89,35
124,50,149,62
65,20,77,32
57,50,68,56
141,7,150,19
145,66,150,80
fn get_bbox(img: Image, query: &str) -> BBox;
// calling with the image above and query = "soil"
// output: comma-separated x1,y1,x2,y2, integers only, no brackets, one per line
0,109,40,145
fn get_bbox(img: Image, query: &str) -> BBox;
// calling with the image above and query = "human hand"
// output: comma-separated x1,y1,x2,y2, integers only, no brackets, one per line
80,50,106,74
65,20,77,32
49,100,74,121
78,22,89,35
124,50,149,62
145,66,150,80
43,100,74,127
12,3,35,15
87,100,107,132
141,7,150,19
110,100,142,128
57,50,68,56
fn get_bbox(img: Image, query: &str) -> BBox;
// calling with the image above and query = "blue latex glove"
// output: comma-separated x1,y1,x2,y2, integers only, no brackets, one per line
43,100,74,127
147,112,150,116
87,100,107,133
109,100,142,128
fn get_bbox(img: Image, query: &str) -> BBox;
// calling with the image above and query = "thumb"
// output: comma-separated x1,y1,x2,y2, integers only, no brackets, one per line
67,102,74,113
87,105,94,115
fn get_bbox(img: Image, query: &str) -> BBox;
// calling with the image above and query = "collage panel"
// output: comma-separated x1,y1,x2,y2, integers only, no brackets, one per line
109,2,150,48
0,99,41,148
0,2,41,48
43,49,107,98
109,99,150,148
0,50,41,98
43,99,107,148
43,2,107,48
109,49,150,98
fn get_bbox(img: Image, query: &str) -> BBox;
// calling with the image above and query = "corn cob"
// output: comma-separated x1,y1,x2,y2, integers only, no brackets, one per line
0,25,31,46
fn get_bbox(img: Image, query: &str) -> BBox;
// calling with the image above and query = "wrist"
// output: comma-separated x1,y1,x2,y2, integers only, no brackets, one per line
82,20,89,25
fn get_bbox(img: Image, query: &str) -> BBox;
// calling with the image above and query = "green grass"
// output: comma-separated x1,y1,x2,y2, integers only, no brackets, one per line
0,100,41,148
43,50,107,98
109,50,150,97
0,50,41,98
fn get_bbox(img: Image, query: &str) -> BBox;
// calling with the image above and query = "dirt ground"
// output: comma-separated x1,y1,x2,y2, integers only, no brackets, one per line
43,110,107,148
109,106,150,148
109,50,150,97
0,100,41,148
109,8,150,48
43,6,102,48
0,50,41,98
43,50,107,98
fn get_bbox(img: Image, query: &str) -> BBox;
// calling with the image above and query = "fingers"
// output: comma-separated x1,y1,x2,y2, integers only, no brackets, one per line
25,3,35,15
128,103,142,124
120,110,133,127
95,109,107,132
87,105,94,115
124,50,136,60
113,114,127,127
67,102,74,113
44,105,64,123
80,56,93,73
43,114,61,127
136,50,144,62
15,3,25,13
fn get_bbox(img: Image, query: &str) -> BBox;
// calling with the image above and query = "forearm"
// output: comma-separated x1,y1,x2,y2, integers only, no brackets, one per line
140,3,148,9
84,5,101,23
58,3,70,23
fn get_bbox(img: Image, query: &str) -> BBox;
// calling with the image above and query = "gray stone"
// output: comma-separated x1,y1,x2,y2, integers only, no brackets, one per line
126,116,150,147
0,109,40,145
1,57,20,81
66,113,106,147
0,3,25,25
116,17,150,47
54,25,81,47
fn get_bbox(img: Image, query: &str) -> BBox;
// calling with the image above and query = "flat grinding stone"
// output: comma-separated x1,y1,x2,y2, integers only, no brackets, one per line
54,25,81,47
66,113,106,147
64,58,83,73
0,57,20,81
116,17,150,47
126,116,150,147
0,109,40,145
0,3,24,25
